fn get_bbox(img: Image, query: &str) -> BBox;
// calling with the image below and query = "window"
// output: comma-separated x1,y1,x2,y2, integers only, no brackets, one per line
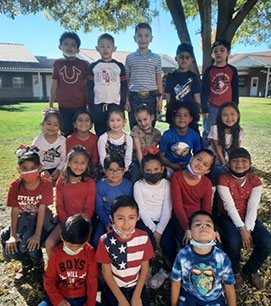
13,77,24,89
239,78,245,88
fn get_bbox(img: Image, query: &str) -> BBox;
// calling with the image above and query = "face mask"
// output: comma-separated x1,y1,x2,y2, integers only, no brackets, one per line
143,172,163,184
20,168,40,183
186,162,202,179
63,52,76,60
190,239,216,249
112,224,135,239
63,243,84,256
229,168,250,179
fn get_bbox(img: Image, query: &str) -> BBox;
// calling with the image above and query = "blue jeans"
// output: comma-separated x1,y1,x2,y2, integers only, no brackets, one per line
92,219,107,250
180,288,227,306
130,161,143,183
59,106,86,137
217,215,271,274
202,104,219,149
128,92,157,130
38,296,88,306
211,164,227,185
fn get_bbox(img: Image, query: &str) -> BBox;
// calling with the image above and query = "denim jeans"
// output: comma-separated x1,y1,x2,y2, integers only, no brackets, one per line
130,161,143,183
217,215,271,274
202,104,219,149
92,219,107,250
38,296,87,306
59,106,86,137
128,92,157,130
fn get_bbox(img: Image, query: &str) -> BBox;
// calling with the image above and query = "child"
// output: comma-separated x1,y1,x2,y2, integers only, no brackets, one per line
39,214,98,306
159,102,201,175
98,107,133,170
130,104,161,182
217,147,271,290
66,110,99,168
1,146,54,278
201,39,239,148
96,196,154,306
165,43,200,131
49,31,89,136
208,102,244,182
92,153,133,249
133,152,172,289
125,23,163,129
33,108,66,183
45,146,96,256
171,210,236,306
87,33,127,136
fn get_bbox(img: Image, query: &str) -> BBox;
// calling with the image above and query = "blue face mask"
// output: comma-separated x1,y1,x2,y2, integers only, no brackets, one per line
63,243,84,256
186,163,202,179
112,224,135,239
190,239,216,249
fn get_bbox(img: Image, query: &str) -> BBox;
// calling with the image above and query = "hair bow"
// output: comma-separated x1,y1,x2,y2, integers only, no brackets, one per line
42,107,59,115
143,144,160,156
16,145,40,157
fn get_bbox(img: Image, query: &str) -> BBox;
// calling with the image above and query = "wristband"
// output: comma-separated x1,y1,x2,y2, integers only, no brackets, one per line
237,226,245,231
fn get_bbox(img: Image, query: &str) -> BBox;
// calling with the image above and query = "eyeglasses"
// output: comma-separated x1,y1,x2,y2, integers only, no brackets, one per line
107,168,124,174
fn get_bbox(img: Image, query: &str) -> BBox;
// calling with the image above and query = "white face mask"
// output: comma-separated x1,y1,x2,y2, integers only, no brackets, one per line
63,243,84,256
63,52,77,60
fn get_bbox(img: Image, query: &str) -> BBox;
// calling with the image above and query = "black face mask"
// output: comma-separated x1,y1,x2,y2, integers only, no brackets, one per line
143,172,163,184
68,167,83,178
229,168,250,178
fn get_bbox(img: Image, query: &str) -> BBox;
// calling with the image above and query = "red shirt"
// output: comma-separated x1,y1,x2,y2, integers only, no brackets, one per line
52,58,89,108
44,242,98,306
56,176,96,226
66,133,99,167
171,170,212,229
7,177,53,215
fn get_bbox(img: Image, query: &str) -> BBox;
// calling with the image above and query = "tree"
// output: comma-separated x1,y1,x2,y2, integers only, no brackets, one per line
1,0,270,71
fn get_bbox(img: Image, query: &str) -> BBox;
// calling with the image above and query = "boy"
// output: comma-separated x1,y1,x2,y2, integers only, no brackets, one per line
125,23,163,130
201,39,239,148
171,210,236,306
39,214,98,306
165,43,201,131
87,33,127,136
96,196,154,306
49,31,89,137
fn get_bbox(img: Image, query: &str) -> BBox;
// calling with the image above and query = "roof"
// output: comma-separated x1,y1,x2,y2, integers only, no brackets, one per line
0,43,39,63
229,51,271,67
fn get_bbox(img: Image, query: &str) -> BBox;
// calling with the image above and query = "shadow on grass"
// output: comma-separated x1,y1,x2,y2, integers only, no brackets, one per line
252,166,271,182
0,105,27,112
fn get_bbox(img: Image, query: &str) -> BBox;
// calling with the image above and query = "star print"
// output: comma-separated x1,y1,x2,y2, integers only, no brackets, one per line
119,261,126,269
110,237,117,245
118,244,126,253
106,245,110,252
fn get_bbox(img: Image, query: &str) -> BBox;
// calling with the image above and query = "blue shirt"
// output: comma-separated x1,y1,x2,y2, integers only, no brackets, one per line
96,178,133,226
171,245,235,302
159,126,201,164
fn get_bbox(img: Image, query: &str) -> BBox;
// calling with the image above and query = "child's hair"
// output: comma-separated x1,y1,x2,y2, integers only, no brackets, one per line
62,145,94,184
104,153,125,169
211,39,231,52
229,147,251,163
61,214,90,244
135,103,154,118
98,33,115,45
17,150,41,167
42,109,62,131
176,43,194,57
216,102,241,154
110,196,139,217
194,149,216,171
173,101,200,123
141,153,167,178
188,210,217,231
135,22,152,34
73,110,92,132
107,106,125,128
59,31,81,48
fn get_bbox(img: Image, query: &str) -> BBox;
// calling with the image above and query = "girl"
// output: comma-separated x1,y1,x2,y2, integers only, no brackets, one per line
33,108,66,182
133,151,172,289
208,102,244,182
92,153,133,249
66,110,99,167
98,107,133,169
1,145,54,277
151,150,216,289
130,104,161,182
45,145,96,256
217,147,271,290
159,102,201,176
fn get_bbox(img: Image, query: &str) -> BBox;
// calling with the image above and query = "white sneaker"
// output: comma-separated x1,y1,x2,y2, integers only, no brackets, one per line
148,268,169,289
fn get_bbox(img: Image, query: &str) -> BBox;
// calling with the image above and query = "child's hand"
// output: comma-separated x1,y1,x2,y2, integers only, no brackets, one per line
156,97,163,112
5,235,22,254
153,231,162,248
58,300,71,306
183,229,192,246
41,170,51,179
131,295,142,306
125,100,131,112
27,233,41,252
240,229,253,249
202,113,209,119
51,169,60,181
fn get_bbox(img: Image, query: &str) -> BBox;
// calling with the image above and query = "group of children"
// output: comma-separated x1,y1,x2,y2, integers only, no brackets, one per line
1,21,271,306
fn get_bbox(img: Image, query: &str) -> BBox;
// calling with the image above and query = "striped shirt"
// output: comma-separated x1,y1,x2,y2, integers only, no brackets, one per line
96,229,154,288
125,50,162,92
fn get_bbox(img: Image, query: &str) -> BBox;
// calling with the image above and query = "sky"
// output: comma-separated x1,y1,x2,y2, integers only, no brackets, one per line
0,7,269,66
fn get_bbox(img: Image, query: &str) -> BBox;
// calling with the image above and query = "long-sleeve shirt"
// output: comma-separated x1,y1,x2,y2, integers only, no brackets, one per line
56,176,96,226
171,170,212,230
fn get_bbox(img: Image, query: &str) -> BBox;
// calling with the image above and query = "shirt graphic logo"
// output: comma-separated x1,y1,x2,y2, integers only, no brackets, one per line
190,263,215,296
59,66,81,84
43,145,61,163
211,73,230,96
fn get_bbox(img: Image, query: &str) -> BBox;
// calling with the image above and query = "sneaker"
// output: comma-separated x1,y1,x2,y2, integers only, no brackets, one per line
234,273,243,291
148,268,169,289
248,272,265,290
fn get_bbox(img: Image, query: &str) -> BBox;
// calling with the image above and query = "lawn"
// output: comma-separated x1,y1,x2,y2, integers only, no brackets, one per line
0,98,271,305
